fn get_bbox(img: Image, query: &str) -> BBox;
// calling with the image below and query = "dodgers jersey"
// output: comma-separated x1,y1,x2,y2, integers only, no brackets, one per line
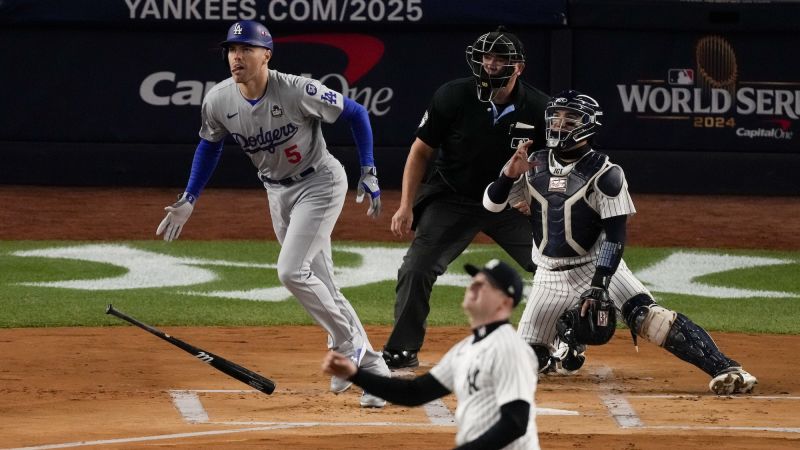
430,324,539,450
199,69,344,181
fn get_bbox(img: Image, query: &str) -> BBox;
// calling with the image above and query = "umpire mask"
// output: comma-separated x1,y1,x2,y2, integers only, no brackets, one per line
466,27,525,102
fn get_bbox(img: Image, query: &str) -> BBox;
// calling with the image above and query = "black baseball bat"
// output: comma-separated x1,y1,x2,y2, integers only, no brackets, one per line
106,304,275,395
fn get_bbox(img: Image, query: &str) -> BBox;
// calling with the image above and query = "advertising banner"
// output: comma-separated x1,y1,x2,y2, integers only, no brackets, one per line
0,28,550,147
573,31,800,153
0,0,566,26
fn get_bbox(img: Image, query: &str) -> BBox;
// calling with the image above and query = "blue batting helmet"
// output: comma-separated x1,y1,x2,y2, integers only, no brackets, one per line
221,21,273,51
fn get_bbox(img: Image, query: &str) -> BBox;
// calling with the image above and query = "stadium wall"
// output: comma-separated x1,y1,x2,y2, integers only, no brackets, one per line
0,0,797,194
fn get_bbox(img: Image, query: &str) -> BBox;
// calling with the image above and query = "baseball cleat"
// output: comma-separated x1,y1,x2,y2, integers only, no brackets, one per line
382,349,419,370
709,367,758,395
330,376,353,393
360,391,386,408
331,343,367,393
551,343,586,376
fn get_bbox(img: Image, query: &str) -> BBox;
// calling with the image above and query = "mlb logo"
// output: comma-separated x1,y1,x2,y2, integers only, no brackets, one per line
668,69,694,85
548,177,567,192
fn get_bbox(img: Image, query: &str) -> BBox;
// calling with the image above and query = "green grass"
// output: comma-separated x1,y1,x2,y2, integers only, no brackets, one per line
1,241,798,333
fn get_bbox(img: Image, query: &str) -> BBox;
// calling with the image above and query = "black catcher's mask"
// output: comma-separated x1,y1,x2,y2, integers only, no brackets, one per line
465,27,526,102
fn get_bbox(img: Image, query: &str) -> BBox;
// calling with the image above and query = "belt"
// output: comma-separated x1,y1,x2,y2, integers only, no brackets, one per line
550,262,590,272
261,167,315,186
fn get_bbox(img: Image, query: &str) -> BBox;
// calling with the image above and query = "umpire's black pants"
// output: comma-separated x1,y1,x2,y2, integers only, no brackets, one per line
384,194,535,353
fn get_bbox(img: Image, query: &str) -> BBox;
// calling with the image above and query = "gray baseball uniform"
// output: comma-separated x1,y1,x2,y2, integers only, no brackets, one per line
200,70,387,375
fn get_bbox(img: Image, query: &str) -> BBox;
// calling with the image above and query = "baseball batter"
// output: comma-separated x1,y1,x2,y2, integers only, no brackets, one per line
483,90,757,395
323,259,539,450
155,20,389,407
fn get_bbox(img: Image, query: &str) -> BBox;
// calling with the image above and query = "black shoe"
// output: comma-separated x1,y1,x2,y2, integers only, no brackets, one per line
382,348,419,369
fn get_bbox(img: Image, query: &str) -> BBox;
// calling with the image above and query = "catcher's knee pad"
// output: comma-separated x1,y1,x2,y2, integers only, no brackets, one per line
622,294,675,346
664,313,740,376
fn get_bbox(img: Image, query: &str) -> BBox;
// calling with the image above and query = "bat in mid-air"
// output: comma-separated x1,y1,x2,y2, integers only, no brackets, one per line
106,304,275,395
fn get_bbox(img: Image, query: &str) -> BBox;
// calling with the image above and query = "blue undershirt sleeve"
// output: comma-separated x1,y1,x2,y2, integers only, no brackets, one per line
339,97,375,167
185,138,224,199
486,173,517,203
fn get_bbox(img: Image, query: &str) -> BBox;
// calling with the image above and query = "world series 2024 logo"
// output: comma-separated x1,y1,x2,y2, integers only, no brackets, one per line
616,35,799,141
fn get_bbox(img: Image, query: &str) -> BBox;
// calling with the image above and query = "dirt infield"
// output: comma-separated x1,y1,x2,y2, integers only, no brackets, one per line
1,186,799,449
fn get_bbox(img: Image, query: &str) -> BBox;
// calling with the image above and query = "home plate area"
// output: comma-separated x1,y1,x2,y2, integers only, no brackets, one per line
167,380,800,435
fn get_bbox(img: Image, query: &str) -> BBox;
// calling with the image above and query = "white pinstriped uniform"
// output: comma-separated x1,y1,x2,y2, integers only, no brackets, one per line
430,324,540,449
504,150,651,351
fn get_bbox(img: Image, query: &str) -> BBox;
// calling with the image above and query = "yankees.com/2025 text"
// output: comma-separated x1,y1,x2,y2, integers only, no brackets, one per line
268,0,423,22
125,0,423,23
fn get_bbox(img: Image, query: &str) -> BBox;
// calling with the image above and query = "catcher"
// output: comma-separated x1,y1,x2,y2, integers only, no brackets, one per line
482,90,757,395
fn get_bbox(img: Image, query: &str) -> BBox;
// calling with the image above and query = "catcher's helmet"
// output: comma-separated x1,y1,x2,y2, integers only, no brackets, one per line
545,90,603,157
221,20,273,51
465,27,525,102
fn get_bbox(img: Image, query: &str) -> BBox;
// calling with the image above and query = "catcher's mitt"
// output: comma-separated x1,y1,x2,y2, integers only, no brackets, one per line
557,293,617,346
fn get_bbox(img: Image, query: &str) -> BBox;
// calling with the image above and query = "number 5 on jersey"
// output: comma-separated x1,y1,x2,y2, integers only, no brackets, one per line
284,145,301,164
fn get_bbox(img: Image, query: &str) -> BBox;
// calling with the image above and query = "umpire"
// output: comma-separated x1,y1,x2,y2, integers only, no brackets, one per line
383,27,549,369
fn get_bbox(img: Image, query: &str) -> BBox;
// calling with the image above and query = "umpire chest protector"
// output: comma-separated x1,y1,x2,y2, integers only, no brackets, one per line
526,150,609,257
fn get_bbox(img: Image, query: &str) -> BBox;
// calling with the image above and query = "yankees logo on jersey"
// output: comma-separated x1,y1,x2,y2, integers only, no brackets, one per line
430,323,538,450
466,367,481,394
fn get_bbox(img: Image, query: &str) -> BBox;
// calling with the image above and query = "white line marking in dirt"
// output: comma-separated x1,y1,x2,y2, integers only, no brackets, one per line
593,366,644,428
537,407,580,416
209,421,454,427
641,425,800,433
169,390,209,423
629,394,800,400
3,425,305,450
424,398,455,424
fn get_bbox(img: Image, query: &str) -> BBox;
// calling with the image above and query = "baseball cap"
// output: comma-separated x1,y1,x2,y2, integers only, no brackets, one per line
485,26,525,62
464,259,524,307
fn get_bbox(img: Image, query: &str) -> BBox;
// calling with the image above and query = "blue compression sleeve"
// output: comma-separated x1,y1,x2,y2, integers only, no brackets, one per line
185,138,224,199
339,97,375,167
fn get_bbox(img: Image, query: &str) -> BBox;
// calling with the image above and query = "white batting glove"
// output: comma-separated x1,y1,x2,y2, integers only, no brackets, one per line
156,192,195,242
356,166,381,218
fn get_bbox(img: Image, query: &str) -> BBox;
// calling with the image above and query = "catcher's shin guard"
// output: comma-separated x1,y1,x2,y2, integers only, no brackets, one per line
623,295,738,376
663,313,739,376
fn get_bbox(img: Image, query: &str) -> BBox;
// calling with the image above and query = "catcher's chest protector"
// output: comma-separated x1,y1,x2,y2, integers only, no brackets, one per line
526,151,608,257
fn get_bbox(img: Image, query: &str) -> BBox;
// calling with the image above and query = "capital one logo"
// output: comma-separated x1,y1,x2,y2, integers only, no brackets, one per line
139,34,394,116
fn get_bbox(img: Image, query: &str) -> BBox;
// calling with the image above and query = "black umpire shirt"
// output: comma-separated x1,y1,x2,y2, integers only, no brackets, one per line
416,76,549,202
